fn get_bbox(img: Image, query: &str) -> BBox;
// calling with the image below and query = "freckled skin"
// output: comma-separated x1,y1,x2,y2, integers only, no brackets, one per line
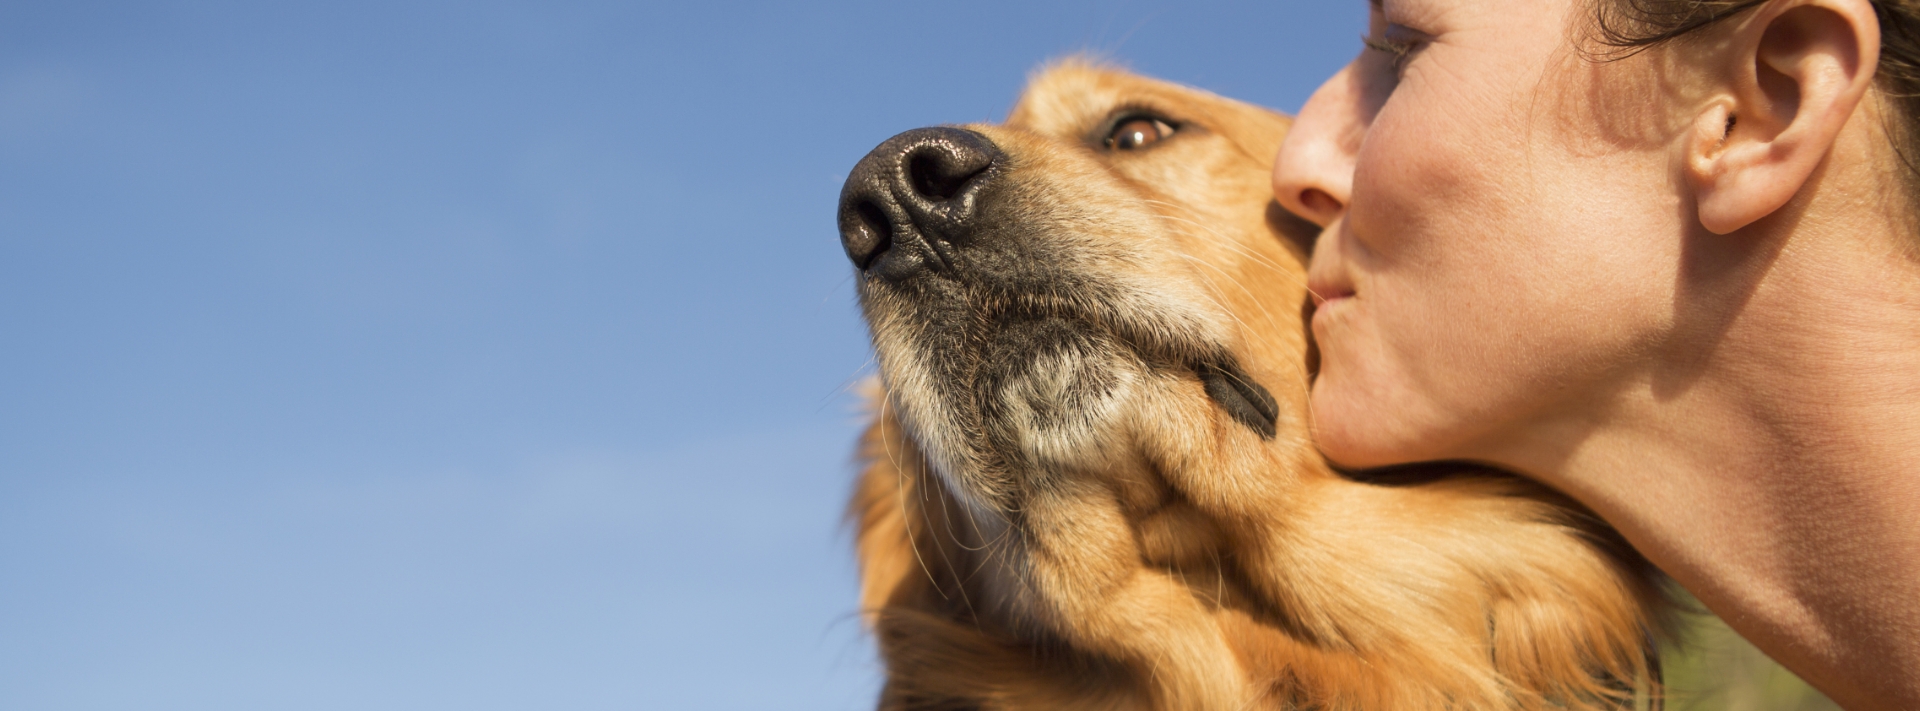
1281,0,1683,467
1273,0,1920,707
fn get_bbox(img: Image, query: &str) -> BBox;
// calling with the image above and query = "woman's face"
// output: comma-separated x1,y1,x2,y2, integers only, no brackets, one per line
1274,0,1692,467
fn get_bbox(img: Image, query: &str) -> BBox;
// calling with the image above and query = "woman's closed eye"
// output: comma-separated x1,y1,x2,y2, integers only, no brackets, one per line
1364,3,1431,79
1363,34,1418,74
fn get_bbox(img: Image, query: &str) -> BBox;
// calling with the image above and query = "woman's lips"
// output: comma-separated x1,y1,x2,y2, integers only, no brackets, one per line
1306,280,1354,306
1307,279,1354,337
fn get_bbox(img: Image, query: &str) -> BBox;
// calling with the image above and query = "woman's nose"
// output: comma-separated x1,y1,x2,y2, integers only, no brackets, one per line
1274,63,1363,227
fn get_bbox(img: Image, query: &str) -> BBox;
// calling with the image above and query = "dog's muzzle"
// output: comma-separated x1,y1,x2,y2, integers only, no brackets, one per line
837,127,1001,281
836,126,1282,441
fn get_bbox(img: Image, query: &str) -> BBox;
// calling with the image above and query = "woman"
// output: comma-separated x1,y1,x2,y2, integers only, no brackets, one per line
1271,0,1920,707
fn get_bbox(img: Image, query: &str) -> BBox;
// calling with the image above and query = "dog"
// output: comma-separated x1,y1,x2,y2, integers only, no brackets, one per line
836,60,1669,711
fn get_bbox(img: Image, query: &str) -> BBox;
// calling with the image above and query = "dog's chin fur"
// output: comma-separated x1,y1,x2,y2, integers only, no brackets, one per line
846,59,1671,711
875,305,1198,511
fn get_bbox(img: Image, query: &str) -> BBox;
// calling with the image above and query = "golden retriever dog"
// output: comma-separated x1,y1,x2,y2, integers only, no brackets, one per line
835,60,1669,711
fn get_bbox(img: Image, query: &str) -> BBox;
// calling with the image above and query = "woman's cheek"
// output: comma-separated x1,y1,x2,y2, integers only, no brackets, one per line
1319,209,1527,462
1309,294,1453,467
1311,70,1549,464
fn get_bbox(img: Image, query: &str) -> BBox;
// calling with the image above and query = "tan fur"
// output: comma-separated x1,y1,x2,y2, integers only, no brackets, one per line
848,60,1669,711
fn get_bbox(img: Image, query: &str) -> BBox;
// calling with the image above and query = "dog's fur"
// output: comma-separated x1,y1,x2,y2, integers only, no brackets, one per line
844,61,1669,711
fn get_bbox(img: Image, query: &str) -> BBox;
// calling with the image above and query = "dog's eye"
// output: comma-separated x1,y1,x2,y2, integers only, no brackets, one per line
1104,116,1175,151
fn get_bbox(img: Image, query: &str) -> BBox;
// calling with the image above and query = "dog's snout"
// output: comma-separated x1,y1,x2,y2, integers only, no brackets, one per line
838,127,1000,280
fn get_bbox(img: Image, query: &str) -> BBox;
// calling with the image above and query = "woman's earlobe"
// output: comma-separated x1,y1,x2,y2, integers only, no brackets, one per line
1687,101,1764,235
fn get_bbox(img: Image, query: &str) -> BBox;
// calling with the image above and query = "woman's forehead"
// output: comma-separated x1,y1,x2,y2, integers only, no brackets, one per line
1373,0,1580,27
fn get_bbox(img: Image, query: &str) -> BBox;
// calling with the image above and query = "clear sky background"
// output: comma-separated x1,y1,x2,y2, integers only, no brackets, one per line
0,2,1362,709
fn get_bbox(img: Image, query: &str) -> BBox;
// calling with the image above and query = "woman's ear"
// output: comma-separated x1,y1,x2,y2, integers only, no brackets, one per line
1687,0,1881,235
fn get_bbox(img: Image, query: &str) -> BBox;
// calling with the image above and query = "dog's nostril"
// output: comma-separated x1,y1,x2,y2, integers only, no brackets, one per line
838,127,1002,279
846,199,894,270
908,151,981,201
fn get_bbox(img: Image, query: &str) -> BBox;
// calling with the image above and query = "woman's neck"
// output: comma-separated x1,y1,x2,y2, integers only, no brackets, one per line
1503,195,1920,709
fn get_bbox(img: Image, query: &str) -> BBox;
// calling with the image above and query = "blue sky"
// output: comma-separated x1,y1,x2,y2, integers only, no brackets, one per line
0,2,1361,709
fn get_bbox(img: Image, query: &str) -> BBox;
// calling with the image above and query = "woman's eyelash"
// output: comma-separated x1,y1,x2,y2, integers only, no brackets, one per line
1363,35,1415,60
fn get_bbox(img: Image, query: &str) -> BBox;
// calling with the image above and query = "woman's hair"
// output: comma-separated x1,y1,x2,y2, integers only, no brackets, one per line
1591,0,1920,197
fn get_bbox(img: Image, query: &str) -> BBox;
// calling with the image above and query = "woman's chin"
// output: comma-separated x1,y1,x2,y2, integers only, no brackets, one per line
1308,362,1447,469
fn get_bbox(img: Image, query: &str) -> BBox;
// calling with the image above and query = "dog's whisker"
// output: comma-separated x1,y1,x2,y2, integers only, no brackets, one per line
1168,252,1316,390
921,454,988,618
819,270,856,308
1168,252,1274,336
1141,200,1309,285
950,490,1012,555
1164,253,1271,371
822,355,883,414
877,389,953,604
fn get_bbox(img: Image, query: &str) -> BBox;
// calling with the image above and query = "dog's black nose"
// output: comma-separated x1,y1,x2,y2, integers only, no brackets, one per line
838,127,1000,281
